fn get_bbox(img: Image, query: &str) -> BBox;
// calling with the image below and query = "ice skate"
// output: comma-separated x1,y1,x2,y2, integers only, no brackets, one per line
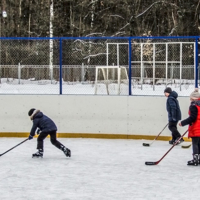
169,139,175,145
187,159,199,166
187,154,198,166
32,149,43,158
174,137,184,145
63,148,71,157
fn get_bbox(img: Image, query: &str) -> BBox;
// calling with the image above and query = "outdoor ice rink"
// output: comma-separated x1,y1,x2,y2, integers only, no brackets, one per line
0,137,197,200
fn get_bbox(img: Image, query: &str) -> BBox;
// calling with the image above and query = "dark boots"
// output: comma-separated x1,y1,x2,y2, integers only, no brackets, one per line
169,137,184,145
60,144,71,157
63,148,71,157
32,149,43,158
32,146,71,158
187,154,199,166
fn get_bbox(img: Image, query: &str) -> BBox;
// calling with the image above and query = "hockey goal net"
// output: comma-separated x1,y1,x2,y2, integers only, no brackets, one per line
94,66,128,95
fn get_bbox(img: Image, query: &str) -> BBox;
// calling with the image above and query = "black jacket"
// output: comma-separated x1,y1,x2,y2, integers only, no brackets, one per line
30,111,57,136
166,91,182,122
181,100,200,126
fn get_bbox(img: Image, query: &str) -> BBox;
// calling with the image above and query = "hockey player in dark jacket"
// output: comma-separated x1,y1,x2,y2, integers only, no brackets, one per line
164,87,183,145
28,108,71,158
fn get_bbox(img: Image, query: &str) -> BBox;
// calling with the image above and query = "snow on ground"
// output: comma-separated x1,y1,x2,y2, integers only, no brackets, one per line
0,78,196,96
0,137,197,200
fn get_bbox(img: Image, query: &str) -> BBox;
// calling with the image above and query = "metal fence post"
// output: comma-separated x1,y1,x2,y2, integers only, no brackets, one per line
59,38,62,95
195,37,199,88
18,63,21,84
180,42,182,91
128,37,132,95
81,63,84,82
153,43,155,91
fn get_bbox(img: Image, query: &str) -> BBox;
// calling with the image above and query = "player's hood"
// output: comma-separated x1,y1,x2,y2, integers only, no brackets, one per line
30,109,42,120
169,91,178,99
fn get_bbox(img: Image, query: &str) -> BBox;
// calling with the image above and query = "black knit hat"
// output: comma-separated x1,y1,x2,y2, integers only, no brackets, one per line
164,87,172,94
28,108,36,116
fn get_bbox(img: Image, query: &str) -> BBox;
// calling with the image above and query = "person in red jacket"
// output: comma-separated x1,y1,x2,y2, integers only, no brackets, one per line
179,88,200,166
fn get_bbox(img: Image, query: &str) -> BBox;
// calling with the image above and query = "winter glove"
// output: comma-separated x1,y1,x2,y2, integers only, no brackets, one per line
37,129,42,135
28,135,33,140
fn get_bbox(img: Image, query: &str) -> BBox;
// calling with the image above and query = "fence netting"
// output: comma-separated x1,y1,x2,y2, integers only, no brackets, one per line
0,37,198,95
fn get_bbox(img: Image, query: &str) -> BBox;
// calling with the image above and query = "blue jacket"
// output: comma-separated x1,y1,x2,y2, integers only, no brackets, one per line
30,111,57,136
166,91,182,122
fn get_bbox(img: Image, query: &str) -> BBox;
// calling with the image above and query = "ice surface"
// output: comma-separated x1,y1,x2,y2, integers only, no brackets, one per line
0,137,197,200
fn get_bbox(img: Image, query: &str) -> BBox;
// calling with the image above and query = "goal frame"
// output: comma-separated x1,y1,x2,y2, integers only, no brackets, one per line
94,66,128,95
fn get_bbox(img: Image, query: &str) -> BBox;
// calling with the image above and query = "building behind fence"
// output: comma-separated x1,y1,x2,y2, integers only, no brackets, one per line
0,36,199,96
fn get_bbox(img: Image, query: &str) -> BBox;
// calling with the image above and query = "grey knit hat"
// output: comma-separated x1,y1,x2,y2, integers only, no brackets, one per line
190,88,200,100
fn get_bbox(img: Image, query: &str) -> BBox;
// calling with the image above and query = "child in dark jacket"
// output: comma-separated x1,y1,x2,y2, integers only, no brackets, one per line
28,108,71,158
179,88,200,166
164,87,183,145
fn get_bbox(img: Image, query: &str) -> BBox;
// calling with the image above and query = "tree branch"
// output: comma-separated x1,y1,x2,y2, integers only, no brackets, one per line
135,0,179,18
135,1,164,18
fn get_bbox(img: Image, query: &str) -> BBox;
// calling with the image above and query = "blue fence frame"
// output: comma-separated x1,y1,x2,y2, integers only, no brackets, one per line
0,35,199,95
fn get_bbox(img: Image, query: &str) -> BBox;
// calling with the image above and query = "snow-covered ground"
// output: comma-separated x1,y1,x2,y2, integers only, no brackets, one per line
0,78,196,96
0,137,196,200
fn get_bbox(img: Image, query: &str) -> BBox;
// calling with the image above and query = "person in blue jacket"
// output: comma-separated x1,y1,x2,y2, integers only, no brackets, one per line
28,108,71,158
164,87,183,145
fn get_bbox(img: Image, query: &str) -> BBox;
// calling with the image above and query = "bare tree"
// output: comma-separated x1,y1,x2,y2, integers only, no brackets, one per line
1,0,200,37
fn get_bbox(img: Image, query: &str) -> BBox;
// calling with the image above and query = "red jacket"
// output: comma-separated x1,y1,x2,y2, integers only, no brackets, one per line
188,105,200,137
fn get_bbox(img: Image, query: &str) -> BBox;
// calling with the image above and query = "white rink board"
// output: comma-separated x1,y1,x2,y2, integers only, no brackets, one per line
0,95,190,136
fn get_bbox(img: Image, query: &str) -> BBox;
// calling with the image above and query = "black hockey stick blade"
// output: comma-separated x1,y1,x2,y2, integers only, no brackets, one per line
144,130,188,166
142,123,168,147
145,161,159,165
181,144,192,148
143,143,150,147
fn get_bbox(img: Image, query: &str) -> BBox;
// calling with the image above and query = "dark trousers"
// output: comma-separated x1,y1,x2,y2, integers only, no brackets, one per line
168,121,181,140
37,130,65,151
192,137,200,155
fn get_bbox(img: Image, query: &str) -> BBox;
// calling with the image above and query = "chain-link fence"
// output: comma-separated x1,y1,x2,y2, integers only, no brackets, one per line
130,37,197,95
0,36,199,95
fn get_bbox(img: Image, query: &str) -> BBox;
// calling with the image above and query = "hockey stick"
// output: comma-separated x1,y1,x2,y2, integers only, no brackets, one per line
181,143,192,148
143,123,169,147
145,130,188,165
0,138,29,157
